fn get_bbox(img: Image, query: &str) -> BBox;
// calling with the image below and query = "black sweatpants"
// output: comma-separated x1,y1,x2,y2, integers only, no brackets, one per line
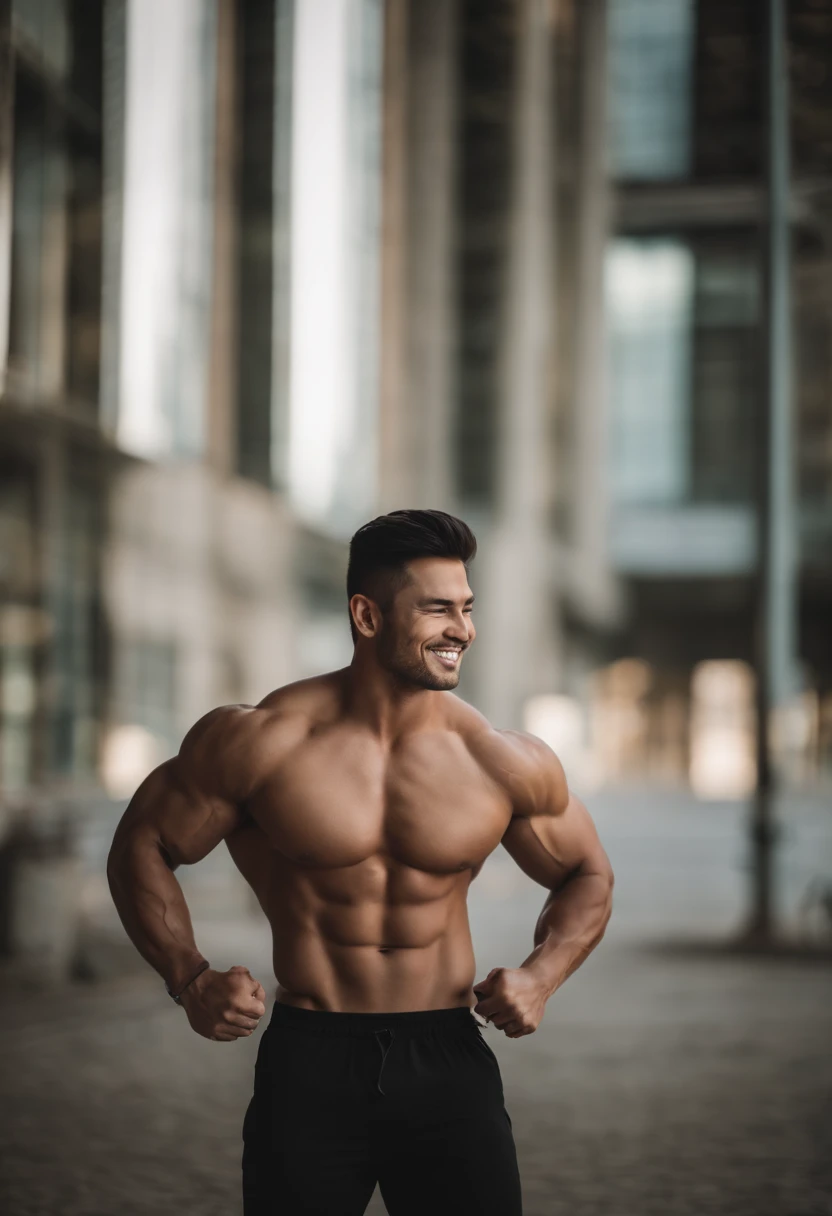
241,1001,523,1215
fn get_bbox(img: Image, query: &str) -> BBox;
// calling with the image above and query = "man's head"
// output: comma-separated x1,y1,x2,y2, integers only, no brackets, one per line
347,509,477,691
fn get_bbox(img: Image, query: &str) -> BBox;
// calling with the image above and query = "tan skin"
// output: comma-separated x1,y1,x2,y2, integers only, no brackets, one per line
107,557,614,1042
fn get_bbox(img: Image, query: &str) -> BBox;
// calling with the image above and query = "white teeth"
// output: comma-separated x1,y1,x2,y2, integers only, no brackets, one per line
433,650,460,661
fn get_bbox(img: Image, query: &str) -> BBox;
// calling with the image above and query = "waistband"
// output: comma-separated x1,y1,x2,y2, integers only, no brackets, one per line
268,1000,479,1037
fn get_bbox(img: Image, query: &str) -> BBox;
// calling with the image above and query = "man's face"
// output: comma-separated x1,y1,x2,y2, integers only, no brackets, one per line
375,557,476,691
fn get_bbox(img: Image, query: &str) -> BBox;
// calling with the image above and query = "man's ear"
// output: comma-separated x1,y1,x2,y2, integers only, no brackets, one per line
350,594,382,639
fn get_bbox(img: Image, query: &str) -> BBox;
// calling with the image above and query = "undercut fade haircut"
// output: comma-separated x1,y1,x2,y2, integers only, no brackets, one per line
347,509,477,642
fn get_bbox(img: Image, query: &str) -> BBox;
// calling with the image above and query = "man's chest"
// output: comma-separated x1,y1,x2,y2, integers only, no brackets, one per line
245,730,512,874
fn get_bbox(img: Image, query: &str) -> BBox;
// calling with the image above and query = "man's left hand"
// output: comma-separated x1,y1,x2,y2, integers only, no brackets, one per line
472,967,550,1038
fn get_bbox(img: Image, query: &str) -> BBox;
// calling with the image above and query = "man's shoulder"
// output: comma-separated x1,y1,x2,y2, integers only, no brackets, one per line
255,670,345,725
178,673,343,774
448,697,552,764
450,702,566,813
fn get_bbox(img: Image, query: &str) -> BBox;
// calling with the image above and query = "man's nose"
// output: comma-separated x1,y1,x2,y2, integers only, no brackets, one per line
445,612,472,641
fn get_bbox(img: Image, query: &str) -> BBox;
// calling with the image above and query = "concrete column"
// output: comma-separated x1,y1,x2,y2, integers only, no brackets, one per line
0,0,13,392
206,0,238,478
378,0,410,509
477,0,559,729
99,0,126,436
568,0,621,629
404,0,457,510
378,0,458,512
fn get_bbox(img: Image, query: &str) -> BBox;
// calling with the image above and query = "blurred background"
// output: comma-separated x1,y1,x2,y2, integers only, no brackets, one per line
0,1,830,1214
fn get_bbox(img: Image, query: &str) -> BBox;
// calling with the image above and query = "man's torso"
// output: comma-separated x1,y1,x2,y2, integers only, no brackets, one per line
222,673,522,1012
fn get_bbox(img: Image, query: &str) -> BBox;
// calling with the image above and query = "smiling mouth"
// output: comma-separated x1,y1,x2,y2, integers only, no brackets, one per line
429,648,463,669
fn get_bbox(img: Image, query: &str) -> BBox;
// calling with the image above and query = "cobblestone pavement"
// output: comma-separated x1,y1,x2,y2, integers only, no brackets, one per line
1,930,830,1216
1,792,831,1215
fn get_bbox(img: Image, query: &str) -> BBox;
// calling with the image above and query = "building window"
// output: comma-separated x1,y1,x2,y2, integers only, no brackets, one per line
12,1,70,79
607,0,694,182
7,2,103,408
690,244,759,502
49,465,102,779
117,0,216,459
286,0,382,531
606,235,760,507
111,638,178,759
606,238,694,505
0,464,40,794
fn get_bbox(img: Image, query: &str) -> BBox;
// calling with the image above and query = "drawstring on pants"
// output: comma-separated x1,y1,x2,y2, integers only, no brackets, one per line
373,1028,396,1095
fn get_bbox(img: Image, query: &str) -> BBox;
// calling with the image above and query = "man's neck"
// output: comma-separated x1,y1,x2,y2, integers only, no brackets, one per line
339,658,448,743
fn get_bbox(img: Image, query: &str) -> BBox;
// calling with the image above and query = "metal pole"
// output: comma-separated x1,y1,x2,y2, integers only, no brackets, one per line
746,0,797,944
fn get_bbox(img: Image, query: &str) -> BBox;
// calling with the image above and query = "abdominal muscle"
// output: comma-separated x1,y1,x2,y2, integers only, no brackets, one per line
263,869,478,1014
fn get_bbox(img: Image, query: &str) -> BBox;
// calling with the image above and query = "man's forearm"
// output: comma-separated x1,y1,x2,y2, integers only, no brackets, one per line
106,836,208,992
518,868,613,997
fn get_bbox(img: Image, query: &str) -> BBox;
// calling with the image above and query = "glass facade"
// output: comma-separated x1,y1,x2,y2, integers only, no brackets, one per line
0,463,40,793
7,0,103,408
12,1,70,79
606,239,694,505
48,464,102,779
112,639,178,761
286,0,382,532
117,0,216,459
690,241,759,503
607,0,695,181
606,235,759,508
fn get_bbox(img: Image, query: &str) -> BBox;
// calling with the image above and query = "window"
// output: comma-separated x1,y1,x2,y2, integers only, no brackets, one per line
117,0,216,459
0,465,40,794
690,247,759,502
607,0,695,181
606,239,694,504
111,639,178,759
7,2,103,407
49,465,102,778
286,0,382,531
606,235,760,507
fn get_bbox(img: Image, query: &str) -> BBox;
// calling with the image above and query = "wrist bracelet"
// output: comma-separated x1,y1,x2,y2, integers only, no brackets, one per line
165,960,210,1005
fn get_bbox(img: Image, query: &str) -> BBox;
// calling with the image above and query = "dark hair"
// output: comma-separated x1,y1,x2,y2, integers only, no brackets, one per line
346,509,477,642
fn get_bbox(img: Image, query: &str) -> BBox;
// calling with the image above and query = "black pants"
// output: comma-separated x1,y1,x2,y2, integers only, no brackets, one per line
242,1001,523,1215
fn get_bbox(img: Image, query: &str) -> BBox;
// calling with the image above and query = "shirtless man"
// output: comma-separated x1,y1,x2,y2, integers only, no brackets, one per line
107,508,614,1216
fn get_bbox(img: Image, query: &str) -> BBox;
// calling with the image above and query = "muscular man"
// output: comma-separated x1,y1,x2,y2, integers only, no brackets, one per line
107,509,614,1216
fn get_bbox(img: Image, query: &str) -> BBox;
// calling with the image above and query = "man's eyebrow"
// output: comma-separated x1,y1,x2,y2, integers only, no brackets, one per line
417,596,476,606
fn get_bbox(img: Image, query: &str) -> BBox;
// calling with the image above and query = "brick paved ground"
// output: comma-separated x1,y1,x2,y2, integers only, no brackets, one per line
1,931,829,1216
1,793,830,1215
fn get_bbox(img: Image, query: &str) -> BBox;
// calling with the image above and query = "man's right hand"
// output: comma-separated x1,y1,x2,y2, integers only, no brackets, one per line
179,964,267,1041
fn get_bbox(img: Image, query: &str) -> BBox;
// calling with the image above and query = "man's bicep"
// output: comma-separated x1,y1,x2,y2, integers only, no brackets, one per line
110,707,252,868
501,792,612,890
114,758,244,868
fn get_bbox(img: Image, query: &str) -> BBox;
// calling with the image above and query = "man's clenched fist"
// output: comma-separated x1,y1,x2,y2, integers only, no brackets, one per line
179,964,267,1041
473,966,549,1038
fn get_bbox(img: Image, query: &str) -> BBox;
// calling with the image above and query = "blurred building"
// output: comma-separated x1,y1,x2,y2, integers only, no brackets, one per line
554,0,832,791
0,0,830,980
